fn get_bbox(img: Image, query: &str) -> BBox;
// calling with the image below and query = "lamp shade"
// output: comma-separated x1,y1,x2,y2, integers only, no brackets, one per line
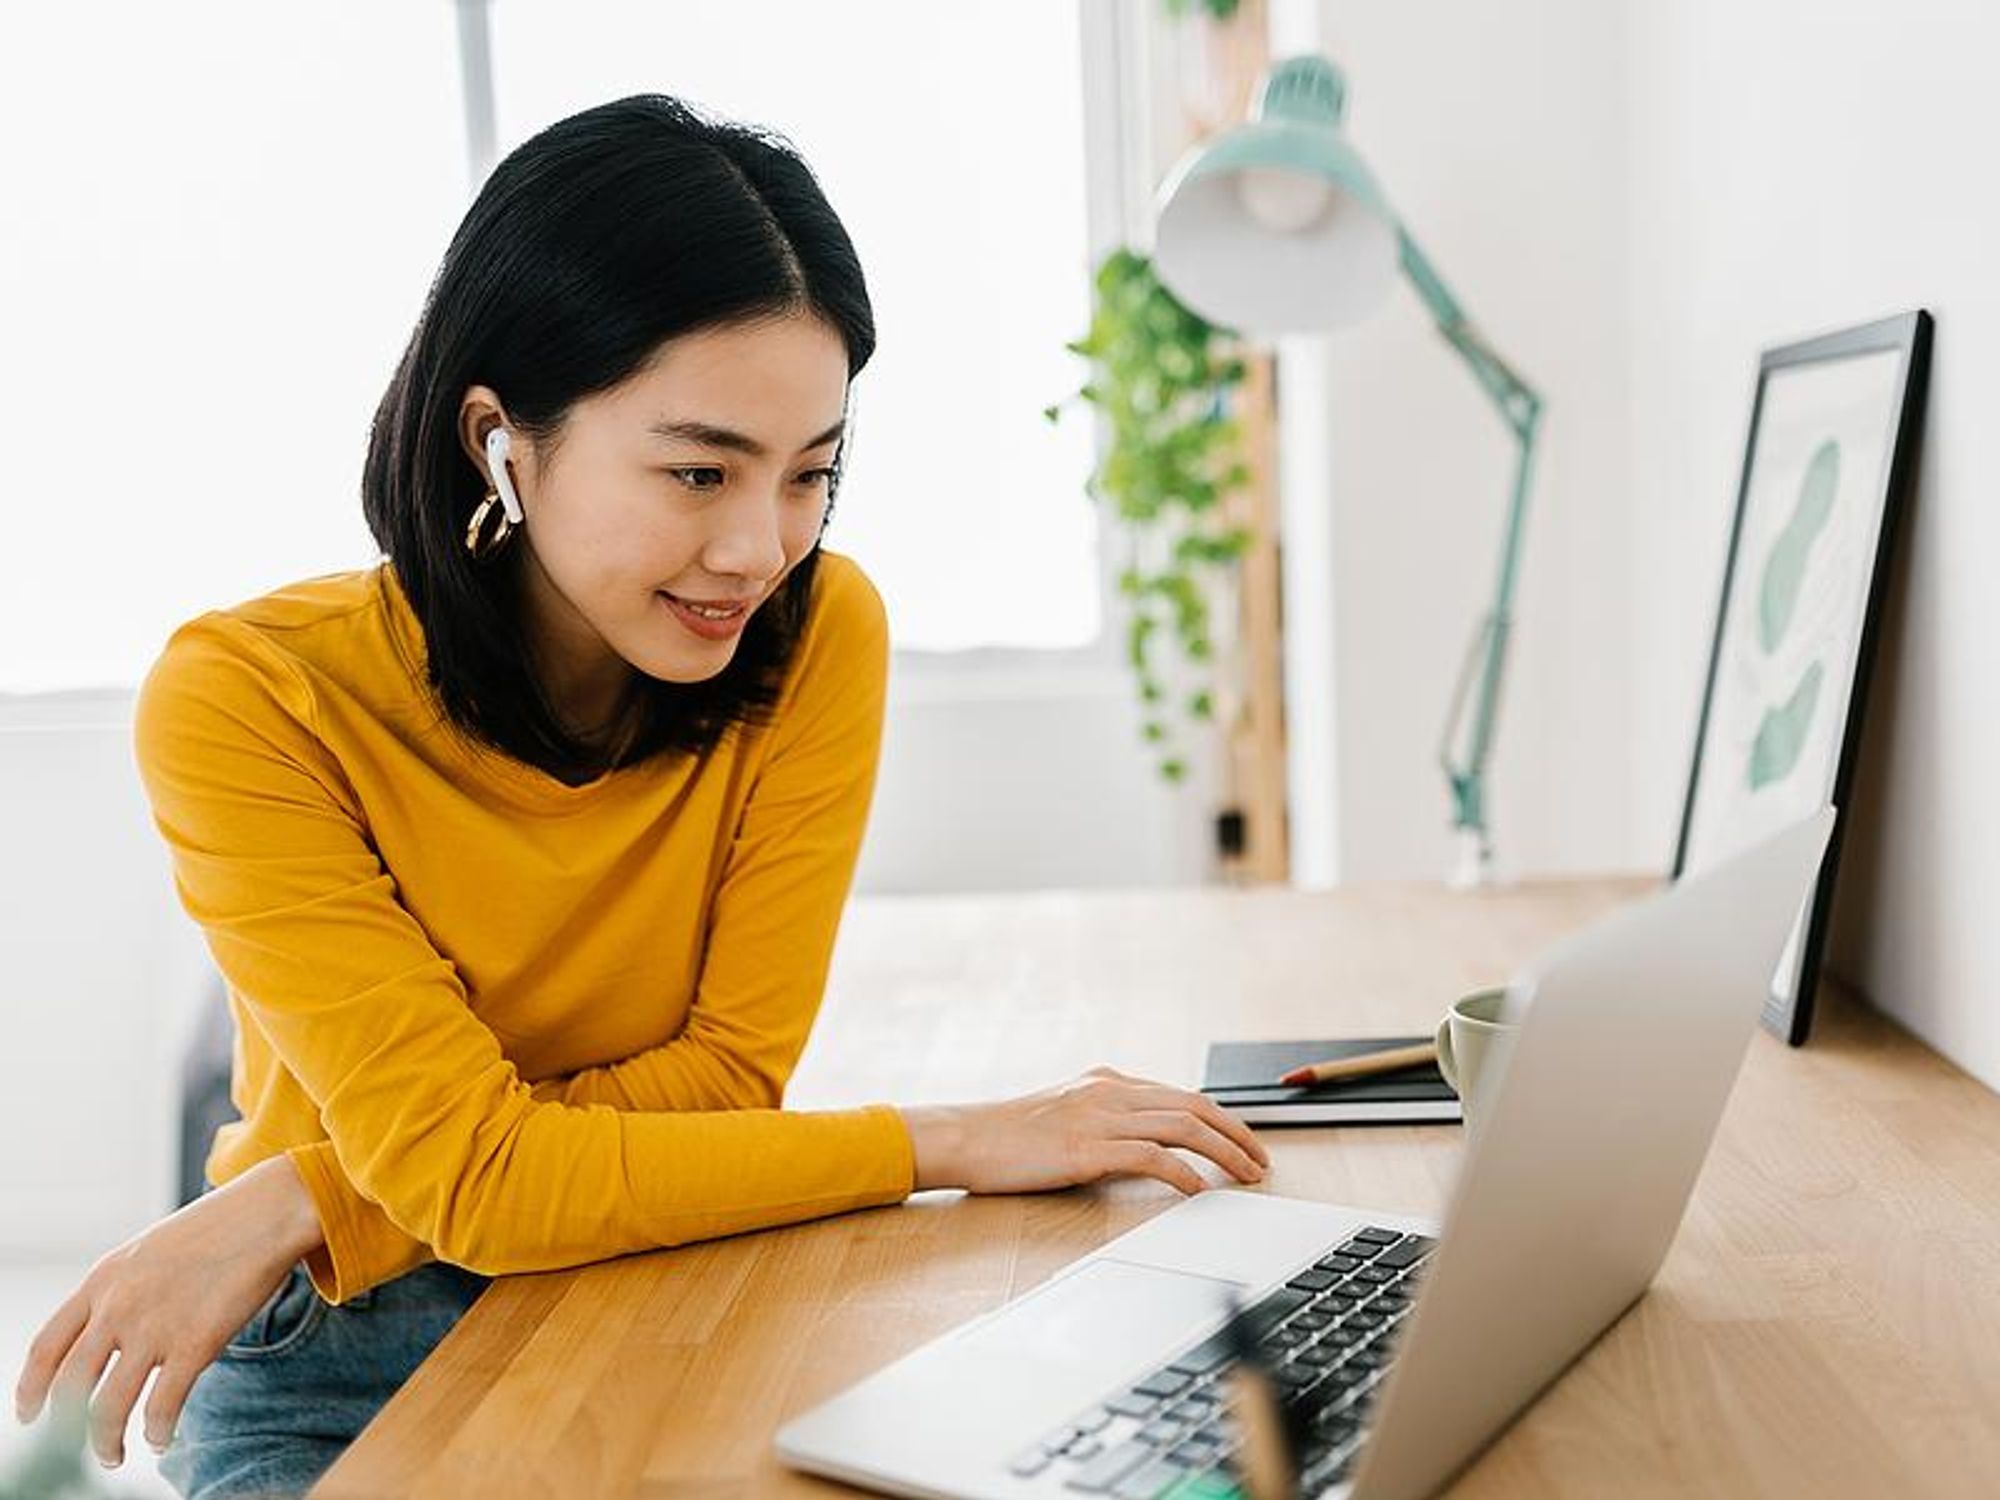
1154,57,1400,336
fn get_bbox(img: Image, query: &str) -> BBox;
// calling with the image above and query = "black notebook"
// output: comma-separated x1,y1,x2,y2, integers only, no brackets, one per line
1200,1036,1462,1124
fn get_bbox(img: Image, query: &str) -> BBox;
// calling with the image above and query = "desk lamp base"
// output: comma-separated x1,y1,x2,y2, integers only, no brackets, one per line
1449,827,1494,890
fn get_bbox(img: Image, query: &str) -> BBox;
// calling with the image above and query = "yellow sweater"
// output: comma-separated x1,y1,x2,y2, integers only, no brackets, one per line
134,551,913,1304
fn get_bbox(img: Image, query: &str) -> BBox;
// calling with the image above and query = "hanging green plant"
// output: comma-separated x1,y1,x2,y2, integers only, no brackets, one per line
1163,0,1244,20
1045,248,1253,783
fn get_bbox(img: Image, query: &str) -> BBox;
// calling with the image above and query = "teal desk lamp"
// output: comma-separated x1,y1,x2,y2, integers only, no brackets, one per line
1153,55,1541,887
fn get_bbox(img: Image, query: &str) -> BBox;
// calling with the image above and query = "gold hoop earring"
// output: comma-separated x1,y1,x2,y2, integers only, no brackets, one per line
464,491,517,558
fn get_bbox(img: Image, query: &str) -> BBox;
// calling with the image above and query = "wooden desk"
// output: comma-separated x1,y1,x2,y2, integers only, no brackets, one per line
317,880,2000,1498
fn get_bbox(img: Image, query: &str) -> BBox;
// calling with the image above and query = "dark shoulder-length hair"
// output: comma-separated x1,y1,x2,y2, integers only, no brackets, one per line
362,94,875,782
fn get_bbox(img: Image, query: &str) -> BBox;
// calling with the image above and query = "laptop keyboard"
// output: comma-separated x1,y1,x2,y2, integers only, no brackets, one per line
1005,1226,1437,1498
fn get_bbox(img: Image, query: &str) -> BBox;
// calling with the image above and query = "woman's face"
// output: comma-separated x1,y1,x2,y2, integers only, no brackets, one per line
462,311,850,723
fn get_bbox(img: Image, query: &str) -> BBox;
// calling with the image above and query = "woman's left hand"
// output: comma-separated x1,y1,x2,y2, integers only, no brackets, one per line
12,1153,325,1469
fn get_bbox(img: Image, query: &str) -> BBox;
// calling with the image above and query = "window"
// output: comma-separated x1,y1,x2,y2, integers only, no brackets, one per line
1,2,464,690
1,2,1106,690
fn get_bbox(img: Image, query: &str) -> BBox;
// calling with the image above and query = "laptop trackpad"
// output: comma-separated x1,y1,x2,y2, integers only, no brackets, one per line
956,1258,1240,1373
775,1257,1248,1482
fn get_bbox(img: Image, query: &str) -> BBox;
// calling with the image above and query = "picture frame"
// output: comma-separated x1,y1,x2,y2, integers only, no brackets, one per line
1673,309,1933,1045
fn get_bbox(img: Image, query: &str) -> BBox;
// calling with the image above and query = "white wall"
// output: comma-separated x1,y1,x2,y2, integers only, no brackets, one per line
1290,0,1638,884
0,695,213,1256
1625,1,2000,1088
854,656,1219,894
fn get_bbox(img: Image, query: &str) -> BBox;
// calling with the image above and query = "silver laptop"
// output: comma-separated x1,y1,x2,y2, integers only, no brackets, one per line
777,810,1834,1500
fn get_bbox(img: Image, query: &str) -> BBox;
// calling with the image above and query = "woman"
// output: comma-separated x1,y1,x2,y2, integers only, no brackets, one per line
10,95,1269,1498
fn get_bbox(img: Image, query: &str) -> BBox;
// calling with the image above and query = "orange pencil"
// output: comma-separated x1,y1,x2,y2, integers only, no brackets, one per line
1277,1040,1437,1088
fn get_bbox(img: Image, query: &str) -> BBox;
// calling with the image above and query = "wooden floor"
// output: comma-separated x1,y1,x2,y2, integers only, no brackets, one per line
316,880,2000,1498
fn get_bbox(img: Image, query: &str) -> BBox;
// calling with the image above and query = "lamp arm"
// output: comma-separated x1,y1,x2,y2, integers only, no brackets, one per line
1437,432,1539,844
1393,228,1544,878
1396,228,1542,437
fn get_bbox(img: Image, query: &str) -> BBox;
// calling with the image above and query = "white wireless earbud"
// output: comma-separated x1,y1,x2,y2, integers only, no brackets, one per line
484,427,525,524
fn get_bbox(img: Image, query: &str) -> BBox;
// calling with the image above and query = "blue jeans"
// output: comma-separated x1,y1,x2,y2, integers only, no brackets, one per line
159,1259,489,1499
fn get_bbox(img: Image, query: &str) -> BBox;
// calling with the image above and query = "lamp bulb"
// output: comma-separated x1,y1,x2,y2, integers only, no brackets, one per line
1235,167,1333,234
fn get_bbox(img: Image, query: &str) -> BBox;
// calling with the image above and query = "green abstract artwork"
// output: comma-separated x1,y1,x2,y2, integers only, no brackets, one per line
1750,659,1825,789
1747,437,1839,791
1758,439,1839,652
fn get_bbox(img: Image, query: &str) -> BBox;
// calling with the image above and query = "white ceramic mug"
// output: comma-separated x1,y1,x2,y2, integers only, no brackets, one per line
1433,986,1515,1138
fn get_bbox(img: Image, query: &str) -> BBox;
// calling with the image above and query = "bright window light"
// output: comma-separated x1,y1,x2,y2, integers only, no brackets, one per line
0,2,1102,691
0,2,464,691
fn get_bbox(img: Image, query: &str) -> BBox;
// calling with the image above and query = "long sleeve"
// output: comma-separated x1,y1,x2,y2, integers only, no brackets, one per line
140,564,911,1305
296,904,852,1304
288,1038,786,1298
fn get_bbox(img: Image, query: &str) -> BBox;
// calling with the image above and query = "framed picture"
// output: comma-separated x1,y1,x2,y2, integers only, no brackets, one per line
1674,309,1932,1045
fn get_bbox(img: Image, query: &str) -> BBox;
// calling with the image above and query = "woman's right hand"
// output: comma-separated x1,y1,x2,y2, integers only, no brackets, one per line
12,1154,325,1469
899,1065,1272,1196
